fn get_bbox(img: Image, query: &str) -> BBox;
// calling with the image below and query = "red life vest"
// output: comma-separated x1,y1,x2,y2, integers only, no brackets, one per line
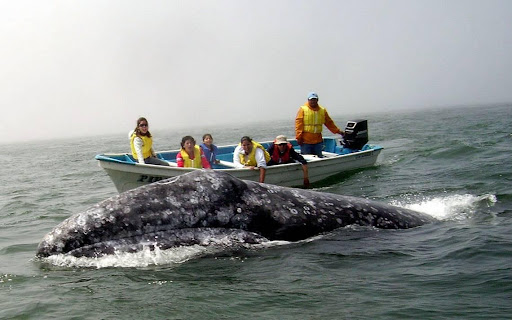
271,143,292,163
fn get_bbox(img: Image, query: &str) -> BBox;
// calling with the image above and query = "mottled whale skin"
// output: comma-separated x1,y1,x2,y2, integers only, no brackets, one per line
36,170,436,258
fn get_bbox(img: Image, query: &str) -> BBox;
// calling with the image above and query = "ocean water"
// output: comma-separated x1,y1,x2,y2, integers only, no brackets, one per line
1,105,511,319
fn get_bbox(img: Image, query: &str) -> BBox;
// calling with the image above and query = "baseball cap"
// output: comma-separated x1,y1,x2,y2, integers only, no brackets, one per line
307,92,319,100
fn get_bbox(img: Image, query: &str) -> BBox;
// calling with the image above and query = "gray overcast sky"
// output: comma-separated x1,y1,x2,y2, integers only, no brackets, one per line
2,0,512,142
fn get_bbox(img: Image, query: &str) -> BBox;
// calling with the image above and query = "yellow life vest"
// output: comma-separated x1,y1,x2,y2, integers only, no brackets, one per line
301,104,326,134
238,141,271,166
180,145,203,168
130,133,153,159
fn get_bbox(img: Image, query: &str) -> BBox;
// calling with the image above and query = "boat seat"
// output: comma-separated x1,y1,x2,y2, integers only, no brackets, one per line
302,154,321,161
302,152,339,161
217,160,238,168
125,155,136,163
322,152,339,158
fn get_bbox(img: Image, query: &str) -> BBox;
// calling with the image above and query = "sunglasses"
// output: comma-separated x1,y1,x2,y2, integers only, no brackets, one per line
139,123,148,127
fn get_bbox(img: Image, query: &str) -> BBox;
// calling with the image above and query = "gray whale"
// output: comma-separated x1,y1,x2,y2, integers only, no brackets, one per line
36,170,436,258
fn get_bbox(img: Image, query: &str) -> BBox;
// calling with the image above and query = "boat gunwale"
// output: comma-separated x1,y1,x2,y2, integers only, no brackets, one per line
95,145,383,171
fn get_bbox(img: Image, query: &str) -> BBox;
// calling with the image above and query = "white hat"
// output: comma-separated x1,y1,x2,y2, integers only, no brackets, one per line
275,135,288,145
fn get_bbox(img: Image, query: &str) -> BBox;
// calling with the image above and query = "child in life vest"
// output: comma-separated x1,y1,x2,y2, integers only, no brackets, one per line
176,136,211,169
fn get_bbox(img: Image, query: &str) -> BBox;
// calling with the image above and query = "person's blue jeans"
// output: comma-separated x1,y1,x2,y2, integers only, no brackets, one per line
300,143,323,157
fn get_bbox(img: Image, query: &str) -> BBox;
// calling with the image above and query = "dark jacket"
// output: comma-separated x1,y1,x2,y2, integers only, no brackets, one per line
267,143,307,166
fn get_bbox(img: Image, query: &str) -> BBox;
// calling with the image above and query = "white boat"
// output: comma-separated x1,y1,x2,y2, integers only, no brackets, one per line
96,132,383,193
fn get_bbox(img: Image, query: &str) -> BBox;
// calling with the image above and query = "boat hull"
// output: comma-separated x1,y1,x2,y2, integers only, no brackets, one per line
97,142,383,193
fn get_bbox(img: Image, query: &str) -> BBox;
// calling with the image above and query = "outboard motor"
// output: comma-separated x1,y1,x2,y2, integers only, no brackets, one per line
341,119,368,150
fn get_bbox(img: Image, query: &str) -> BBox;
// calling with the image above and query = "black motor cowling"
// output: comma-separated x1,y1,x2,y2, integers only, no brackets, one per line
341,119,368,150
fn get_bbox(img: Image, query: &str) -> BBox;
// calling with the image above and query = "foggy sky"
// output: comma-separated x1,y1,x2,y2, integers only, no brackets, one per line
2,0,512,143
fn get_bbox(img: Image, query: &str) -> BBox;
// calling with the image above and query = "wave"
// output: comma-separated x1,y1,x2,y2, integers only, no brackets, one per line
390,193,497,220
36,238,294,269
38,244,211,269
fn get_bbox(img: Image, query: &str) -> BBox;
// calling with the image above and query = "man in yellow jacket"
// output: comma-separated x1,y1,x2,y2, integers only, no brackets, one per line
295,92,344,157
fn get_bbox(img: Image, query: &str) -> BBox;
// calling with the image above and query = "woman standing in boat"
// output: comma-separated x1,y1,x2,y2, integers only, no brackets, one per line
129,117,170,166
176,136,211,169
